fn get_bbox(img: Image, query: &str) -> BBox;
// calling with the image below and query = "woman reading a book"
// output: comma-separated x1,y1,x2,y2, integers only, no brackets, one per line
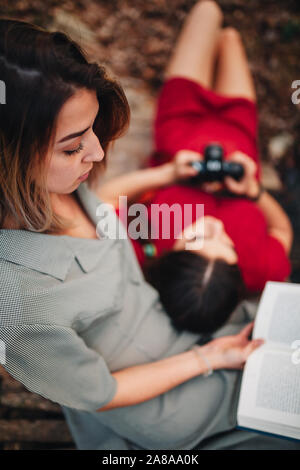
0,1,298,451
99,1,293,336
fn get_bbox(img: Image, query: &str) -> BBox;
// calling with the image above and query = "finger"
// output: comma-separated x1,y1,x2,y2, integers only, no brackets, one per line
202,216,216,223
221,231,235,247
185,166,199,177
186,152,203,162
228,151,251,164
229,152,257,175
227,152,257,171
224,177,245,194
239,322,254,338
211,220,224,237
243,339,265,359
178,150,203,163
243,160,257,177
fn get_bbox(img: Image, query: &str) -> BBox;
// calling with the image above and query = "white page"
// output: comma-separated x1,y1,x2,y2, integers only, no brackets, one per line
253,282,300,347
238,347,300,434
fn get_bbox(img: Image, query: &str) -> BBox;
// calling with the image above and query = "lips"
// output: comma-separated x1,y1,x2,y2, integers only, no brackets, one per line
78,167,93,180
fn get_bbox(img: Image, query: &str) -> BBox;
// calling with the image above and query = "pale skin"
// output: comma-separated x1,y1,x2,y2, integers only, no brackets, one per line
46,88,105,238
29,1,266,412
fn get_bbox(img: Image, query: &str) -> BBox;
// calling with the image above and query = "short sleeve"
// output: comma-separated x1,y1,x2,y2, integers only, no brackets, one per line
0,323,117,411
240,234,291,292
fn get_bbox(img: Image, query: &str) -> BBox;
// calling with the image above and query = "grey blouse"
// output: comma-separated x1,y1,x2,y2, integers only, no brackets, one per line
1,181,295,450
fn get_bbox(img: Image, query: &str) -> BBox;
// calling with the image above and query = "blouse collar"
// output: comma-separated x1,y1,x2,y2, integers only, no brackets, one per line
0,182,118,281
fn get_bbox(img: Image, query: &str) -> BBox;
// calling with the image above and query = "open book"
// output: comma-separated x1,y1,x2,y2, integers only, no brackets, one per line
237,281,300,440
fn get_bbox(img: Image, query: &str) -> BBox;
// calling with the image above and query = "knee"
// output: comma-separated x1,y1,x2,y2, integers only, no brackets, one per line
220,27,241,43
192,1,223,22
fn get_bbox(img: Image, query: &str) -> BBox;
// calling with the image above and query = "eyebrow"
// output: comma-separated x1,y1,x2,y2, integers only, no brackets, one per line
58,126,90,144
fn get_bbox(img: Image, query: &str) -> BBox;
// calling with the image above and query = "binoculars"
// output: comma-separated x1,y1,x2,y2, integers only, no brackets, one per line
189,144,244,182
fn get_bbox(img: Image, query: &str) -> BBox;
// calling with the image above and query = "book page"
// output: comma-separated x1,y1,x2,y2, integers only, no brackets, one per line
253,282,300,347
256,351,300,415
238,347,300,435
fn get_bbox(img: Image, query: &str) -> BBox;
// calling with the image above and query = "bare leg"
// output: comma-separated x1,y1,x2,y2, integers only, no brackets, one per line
214,27,256,102
165,0,223,89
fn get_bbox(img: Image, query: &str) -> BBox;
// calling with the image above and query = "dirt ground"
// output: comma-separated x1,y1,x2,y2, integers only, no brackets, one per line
2,1,300,153
0,0,300,449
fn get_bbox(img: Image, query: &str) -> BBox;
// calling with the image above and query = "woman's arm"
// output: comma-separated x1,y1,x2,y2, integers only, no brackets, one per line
98,163,176,207
98,322,263,411
97,150,203,207
224,152,293,255
254,191,293,254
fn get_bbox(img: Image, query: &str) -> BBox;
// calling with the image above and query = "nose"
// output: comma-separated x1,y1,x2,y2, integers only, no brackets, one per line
83,131,105,163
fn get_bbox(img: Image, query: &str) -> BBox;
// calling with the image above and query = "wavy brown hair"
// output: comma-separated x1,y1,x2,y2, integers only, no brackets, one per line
0,18,130,233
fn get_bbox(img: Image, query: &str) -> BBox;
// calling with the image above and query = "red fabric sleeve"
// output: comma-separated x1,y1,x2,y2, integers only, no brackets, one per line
240,234,291,292
263,235,291,283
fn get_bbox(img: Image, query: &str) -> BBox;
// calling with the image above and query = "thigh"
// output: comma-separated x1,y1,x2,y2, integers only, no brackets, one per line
214,28,256,102
165,1,223,89
96,367,242,450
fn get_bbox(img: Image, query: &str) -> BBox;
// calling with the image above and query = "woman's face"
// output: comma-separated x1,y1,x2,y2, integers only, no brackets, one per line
46,88,104,194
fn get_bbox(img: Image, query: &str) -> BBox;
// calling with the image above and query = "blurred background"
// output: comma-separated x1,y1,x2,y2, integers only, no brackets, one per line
0,0,300,449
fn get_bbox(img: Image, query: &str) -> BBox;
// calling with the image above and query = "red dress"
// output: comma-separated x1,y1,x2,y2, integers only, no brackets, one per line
117,77,290,292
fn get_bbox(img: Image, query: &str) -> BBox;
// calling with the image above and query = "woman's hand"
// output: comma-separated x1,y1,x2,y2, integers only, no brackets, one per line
173,150,204,181
173,215,228,251
200,322,264,370
224,151,260,198
173,150,223,192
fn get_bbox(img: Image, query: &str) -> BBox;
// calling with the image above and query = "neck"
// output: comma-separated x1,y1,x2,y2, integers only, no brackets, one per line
50,191,76,212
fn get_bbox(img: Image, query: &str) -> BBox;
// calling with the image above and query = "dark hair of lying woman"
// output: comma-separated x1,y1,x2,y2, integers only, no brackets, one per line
145,250,246,335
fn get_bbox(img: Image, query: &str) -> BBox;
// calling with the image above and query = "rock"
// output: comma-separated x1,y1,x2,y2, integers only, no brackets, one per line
1,391,61,414
268,133,294,161
0,419,72,443
49,9,96,44
261,162,283,191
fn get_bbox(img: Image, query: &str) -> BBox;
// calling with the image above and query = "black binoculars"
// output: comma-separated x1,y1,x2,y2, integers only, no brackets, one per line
189,143,244,182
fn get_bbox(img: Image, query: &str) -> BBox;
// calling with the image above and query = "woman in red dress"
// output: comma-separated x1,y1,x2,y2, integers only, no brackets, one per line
99,0,293,335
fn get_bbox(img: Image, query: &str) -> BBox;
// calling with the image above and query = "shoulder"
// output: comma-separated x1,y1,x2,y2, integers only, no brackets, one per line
0,255,90,333
0,259,31,326
0,258,55,327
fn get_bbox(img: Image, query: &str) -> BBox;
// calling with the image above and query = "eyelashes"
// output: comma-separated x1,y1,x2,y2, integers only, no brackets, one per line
64,142,84,156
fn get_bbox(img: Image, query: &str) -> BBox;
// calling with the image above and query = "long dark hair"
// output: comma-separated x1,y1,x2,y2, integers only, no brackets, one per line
145,250,245,335
0,18,130,233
